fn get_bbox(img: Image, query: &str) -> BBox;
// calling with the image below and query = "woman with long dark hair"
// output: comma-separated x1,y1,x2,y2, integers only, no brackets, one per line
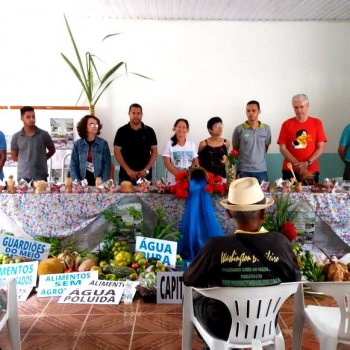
162,119,198,185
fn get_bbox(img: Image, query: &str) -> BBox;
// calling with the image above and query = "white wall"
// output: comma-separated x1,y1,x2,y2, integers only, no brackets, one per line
0,1,349,154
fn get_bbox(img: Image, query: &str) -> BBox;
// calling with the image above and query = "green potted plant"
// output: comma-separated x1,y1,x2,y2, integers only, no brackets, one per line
61,14,148,114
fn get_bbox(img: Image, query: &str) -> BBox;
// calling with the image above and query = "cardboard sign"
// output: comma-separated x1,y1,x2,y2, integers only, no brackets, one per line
37,270,98,297
58,286,124,304
156,271,184,304
16,287,33,302
0,234,50,261
0,261,38,287
135,237,177,268
83,279,139,303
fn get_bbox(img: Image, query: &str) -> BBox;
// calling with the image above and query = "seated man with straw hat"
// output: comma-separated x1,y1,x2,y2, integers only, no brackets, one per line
183,177,301,346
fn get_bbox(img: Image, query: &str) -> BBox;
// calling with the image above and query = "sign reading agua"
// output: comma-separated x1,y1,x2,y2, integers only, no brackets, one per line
58,286,124,305
135,237,177,268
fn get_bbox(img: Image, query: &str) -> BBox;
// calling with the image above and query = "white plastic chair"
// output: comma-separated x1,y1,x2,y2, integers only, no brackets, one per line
182,282,301,350
293,282,350,350
0,278,21,350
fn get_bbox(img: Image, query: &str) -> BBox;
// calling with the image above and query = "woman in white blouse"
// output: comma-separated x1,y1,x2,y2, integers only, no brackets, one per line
162,119,199,185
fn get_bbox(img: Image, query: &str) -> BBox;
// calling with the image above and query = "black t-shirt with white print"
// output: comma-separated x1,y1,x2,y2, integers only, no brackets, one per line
183,231,301,339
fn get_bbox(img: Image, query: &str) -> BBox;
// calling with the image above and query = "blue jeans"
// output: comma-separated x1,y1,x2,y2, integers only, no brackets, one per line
237,171,268,182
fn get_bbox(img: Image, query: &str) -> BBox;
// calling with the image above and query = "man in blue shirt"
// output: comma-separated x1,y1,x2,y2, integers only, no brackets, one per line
0,131,6,180
338,124,350,180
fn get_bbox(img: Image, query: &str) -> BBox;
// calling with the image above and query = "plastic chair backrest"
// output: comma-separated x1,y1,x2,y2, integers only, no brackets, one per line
194,282,300,345
306,282,350,341
0,278,21,350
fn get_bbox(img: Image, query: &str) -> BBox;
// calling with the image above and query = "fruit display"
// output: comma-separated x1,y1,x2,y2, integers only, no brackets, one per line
0,231,185,291
78,259,97,272
114,251,132,267
102,265,136,281
0,254,30,264
314,243,350,282
323,261,350,281
291,243,325,282
140,271,157,291
38,258,64,276
299,251,325,282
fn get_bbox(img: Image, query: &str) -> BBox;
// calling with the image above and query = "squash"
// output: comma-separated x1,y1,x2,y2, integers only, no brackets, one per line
102,265,136,278
78,259,96,272
38,258,64,276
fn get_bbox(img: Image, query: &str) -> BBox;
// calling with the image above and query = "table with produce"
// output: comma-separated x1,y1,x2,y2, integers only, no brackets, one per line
0,189,349,244
0,187,349,302
0,201,184,302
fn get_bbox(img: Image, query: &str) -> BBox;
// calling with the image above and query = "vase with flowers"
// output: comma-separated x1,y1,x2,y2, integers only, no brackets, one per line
262,194,298,242
222,150,239,187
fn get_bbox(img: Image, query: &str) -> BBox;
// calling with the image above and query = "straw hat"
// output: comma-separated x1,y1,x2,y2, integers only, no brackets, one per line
119,181,136,193
220,177,274,211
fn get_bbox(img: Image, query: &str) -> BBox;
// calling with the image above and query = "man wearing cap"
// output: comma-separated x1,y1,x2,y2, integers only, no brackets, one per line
183,177,300,346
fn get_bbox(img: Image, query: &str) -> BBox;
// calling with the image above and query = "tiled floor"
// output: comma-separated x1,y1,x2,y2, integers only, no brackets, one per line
1,292,350,349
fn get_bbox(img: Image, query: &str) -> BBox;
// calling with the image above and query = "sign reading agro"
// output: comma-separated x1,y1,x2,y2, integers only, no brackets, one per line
37,271,98,297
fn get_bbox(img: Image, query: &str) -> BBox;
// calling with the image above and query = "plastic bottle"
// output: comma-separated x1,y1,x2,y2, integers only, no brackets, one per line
7,175,15,193
65,171,72,193
288,200,316,244
124,276,133,304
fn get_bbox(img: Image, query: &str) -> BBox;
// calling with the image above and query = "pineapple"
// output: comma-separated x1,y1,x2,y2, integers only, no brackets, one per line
226,165,236,188
222,155,236,188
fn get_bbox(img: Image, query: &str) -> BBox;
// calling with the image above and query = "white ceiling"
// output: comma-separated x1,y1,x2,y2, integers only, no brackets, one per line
60,0,350,21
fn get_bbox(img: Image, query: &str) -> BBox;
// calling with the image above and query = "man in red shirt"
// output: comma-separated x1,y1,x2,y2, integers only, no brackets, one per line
277,94,327,183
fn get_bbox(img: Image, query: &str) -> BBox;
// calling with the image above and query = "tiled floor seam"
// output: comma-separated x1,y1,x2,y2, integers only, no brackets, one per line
21,296,54,344
279,314,293,338
128,300,140,350
72,304,93,350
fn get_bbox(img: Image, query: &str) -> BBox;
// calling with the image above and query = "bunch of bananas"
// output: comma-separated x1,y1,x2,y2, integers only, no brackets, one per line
291,243,303,267
300,251,325,282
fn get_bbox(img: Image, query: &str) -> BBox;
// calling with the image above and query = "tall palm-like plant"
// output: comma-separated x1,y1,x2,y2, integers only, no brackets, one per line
61,15,145,115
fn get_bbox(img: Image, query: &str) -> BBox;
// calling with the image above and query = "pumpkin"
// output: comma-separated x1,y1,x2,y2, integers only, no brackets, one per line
38,258,64,276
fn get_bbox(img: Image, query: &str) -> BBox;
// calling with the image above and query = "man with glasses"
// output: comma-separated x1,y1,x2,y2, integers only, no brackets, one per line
232,100,271,182
11,106,55,182
114,103,158,184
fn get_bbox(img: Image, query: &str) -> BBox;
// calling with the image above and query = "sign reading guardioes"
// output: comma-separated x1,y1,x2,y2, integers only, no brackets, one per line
0,261,38,287
0,234,50,261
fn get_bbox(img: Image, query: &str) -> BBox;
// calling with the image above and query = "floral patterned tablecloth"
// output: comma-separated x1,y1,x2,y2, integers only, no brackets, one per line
0,191,349,245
